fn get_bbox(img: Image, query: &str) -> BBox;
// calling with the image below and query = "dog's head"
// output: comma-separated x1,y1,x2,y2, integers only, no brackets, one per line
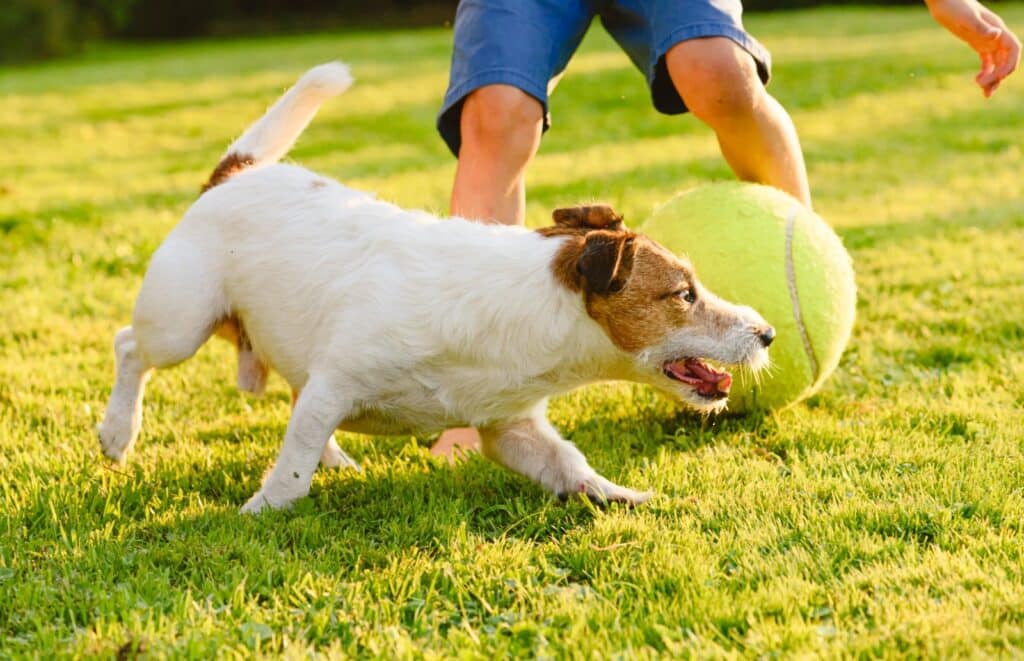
543,204,774,413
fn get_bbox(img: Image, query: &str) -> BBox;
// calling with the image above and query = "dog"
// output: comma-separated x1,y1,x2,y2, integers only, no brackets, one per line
98,63,775,513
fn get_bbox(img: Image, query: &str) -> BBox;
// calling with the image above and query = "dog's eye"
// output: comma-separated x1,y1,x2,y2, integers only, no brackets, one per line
676,288,697,304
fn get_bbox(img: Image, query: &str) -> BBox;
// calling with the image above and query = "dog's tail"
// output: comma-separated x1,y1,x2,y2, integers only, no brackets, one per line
201,62,353,193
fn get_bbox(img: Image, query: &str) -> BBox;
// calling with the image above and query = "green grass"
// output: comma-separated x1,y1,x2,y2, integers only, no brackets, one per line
3,5,1024,657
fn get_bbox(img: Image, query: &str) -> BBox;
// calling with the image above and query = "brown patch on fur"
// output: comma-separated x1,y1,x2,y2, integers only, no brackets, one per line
310,179,328,189
585,237,696,352
548,229,636,293
549,235,587,292
201,152,257,193
214,315,242,344
552,204,623,231
537,204,625,238
550,232,741,354
577,230,636,295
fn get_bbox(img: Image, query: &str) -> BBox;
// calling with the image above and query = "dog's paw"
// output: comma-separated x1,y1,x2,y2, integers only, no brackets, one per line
240,494,268,515
240,490,284,515
97,416,136,462
319,436,361,471
240,478,311,514
559,476,653,508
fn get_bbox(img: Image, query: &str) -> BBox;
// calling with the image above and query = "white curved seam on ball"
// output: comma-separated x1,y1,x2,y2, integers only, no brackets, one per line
785,203,820,380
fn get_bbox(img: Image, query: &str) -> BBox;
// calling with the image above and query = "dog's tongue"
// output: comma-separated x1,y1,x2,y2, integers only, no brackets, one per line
665,358,732,396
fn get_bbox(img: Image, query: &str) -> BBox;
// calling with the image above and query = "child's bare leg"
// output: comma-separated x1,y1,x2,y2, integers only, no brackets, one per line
433,84,545,459
666,37,811,208
449,84,543,226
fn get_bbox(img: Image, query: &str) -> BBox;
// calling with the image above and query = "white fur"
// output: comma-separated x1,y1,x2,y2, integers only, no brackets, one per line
99,63,766,513
99,171,641,510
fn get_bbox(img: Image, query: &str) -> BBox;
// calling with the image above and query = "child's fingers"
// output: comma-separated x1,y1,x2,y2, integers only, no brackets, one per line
993,35,1021,81
976,51,997,88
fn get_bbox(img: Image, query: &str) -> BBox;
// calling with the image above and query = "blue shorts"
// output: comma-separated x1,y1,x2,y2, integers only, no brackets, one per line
437,0,771,156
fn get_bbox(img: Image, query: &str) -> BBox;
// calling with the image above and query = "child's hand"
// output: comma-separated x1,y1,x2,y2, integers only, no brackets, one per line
926,0,1020,96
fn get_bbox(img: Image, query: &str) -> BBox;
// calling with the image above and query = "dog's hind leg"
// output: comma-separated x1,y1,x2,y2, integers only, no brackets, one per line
319,435,360,471
215,317,269,395
98,326,152,461
100,239,222,461
479,402,653,506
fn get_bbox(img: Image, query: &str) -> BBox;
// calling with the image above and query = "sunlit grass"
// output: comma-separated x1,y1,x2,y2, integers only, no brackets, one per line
1,5,1023,656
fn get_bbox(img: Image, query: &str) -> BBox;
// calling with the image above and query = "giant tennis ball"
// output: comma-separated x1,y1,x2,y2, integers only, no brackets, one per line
639,183,856,412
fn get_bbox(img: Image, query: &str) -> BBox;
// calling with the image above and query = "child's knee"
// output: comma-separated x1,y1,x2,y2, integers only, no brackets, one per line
665,37,764,123
460,85,543,152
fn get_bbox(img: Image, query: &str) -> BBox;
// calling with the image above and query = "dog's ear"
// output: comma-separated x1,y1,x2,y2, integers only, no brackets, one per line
552,204,624,232
576,230,636,295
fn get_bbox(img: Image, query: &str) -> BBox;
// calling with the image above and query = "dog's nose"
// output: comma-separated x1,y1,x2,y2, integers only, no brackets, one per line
758,327,776,348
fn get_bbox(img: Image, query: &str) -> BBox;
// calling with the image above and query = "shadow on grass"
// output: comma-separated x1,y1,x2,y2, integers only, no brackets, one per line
0,400,784,654
9,402,772,560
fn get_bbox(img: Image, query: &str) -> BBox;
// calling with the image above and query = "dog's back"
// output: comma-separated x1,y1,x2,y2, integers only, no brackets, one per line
177,160,606,425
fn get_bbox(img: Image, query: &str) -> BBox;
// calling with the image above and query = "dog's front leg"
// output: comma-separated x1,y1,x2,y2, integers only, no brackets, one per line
241,375,351,514
479,403,652,506
289,388,360,471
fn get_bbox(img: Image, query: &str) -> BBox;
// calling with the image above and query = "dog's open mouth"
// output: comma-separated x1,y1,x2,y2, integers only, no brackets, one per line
663,358,732,400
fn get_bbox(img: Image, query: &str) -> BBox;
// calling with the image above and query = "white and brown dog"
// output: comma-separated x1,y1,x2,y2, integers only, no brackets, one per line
98,63,775,513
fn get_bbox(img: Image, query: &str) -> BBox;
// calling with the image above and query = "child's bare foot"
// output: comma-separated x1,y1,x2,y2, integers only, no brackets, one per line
430,427,480,463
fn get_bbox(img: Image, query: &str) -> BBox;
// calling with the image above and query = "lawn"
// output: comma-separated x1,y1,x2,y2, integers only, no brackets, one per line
2,5,1024,657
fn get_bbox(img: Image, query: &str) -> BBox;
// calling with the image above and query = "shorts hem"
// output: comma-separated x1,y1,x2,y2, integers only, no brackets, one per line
651,22,772,115
654,22,772,85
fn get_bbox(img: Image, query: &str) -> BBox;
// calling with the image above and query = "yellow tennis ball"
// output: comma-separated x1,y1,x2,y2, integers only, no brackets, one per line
639,183,857,412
